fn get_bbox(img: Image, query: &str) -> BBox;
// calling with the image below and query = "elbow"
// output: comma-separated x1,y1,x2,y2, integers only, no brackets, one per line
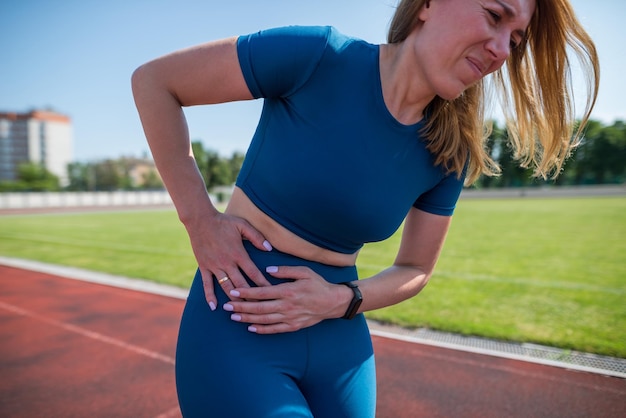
131,62,182,107
396,264,432,298
130,63,151,99
412,271,432,297
131,59,164,96
130,62,177,110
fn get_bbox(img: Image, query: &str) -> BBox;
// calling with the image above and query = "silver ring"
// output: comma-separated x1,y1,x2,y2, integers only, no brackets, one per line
217,276,230,285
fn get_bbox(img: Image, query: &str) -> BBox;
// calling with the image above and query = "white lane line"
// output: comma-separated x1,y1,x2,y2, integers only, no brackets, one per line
3,256,624,379
0,300,175,365
370,329,626,383
381,333,626,396
0,256,188,300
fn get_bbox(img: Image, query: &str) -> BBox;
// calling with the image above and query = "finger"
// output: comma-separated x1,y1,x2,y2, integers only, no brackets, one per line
228,311,284,326
237,256,272,287
225,306,303,333
223,266,251,290
214,270,244,302
225,299,283,315
264,265,316,280
247,323,301,334
238,221,273,253
229,283,286,301
199,268,217,311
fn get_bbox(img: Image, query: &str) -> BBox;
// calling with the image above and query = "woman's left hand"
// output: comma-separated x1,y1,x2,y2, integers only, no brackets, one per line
223,266,350,334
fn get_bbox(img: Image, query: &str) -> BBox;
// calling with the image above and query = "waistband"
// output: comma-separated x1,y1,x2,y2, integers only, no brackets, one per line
242,240,358,285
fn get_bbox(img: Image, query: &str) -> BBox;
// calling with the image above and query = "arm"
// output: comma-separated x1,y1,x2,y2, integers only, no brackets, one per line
131,37,272,310
354,207,451,312
227,207,451,333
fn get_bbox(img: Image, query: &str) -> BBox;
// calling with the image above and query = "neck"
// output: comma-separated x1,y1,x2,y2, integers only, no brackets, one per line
379,41,435,125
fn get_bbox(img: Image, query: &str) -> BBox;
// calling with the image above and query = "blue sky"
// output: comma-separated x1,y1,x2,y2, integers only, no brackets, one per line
2,0,624,162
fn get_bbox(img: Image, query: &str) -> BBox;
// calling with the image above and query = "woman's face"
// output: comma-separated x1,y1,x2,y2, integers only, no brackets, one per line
412,0,535,100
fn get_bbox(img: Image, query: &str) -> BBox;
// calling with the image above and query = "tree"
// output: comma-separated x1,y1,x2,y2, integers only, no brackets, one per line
228,152,245,183
474,118,626,188
66,162,90,191
475,121,504,188
93,160,122,191
206,150,231,190
0,162,60,191
595,120,626,183
141,170,164,189
565,119,626,185
475,121,534,188
192,141,210,187
191,140,242,191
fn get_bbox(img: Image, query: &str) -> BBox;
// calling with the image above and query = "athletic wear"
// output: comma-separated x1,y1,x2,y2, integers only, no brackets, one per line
236,26,465,254
176,26,466,418
176,242,376,418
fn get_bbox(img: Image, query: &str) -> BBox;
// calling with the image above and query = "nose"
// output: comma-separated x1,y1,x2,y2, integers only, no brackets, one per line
486,33,511,62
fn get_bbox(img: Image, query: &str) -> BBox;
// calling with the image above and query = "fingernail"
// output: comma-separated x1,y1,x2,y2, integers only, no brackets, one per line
263,240,273,251
209,301,216,311
231,314,242,322
223,303,234,312
266,266,278,273
248,326,257,333
229,289,241,298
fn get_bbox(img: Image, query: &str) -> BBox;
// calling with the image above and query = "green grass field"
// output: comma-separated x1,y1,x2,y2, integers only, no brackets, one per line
1,197,624,357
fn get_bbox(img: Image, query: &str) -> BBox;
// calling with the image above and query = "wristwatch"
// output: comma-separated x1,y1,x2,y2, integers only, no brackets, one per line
339,281,363,320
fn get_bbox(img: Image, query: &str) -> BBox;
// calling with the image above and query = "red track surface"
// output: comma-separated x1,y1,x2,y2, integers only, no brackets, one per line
1,265,624,418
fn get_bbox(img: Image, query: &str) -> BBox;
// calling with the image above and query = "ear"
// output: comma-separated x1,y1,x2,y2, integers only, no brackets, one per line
418,0,432,22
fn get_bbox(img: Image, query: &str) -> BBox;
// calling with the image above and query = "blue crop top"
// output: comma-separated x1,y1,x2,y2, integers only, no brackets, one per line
236,26,465,254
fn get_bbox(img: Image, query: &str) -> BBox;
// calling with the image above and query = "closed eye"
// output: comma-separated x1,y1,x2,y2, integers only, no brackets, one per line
510,34,525,50
488,10,501,22
487,8,524,51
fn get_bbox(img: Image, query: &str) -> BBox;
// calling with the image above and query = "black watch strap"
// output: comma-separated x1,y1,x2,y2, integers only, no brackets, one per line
339,281,363,320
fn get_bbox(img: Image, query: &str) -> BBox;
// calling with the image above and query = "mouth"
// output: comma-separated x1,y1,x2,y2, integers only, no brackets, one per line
466,57,486,79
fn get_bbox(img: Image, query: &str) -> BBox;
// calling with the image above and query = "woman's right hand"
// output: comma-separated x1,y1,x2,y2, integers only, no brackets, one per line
132,36,272,310
184,210,273,311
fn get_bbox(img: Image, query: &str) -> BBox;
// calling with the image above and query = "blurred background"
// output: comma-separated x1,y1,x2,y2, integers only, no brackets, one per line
1,0,624,193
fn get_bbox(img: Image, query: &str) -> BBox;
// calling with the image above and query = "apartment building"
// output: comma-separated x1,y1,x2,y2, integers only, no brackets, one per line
0,110,73,186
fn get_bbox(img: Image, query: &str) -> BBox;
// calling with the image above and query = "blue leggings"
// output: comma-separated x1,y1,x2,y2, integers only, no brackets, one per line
175,241,376,417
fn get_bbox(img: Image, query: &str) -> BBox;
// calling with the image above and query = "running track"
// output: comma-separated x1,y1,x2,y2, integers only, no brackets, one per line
1,264,624,418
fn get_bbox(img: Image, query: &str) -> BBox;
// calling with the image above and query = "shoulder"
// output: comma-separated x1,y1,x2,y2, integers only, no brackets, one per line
236,26,374,98
238,25,331,48
238,25,369,54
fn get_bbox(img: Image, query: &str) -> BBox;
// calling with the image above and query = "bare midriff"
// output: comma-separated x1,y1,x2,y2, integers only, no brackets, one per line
225,187,359,267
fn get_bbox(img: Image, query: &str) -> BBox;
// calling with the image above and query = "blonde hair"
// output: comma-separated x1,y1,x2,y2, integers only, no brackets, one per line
388,0,600,184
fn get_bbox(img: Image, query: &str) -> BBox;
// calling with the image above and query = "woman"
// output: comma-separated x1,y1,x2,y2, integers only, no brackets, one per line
132,0,599,416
